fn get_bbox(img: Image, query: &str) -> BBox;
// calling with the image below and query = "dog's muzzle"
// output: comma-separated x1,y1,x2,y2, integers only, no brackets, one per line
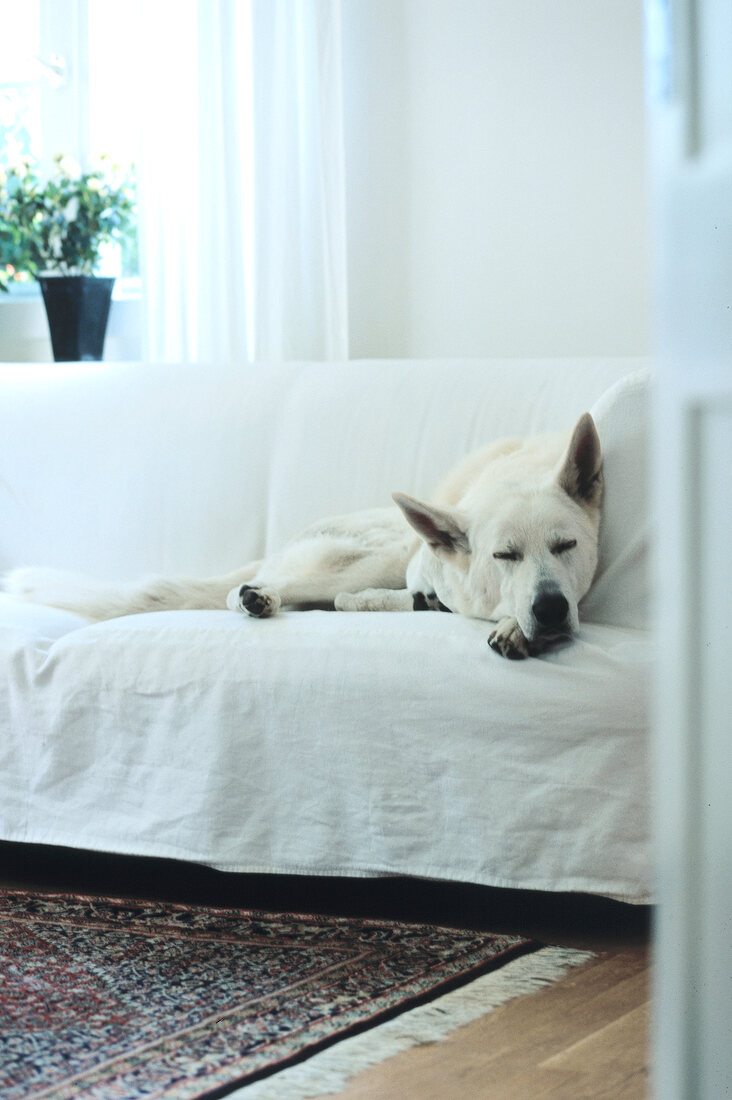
532,591,570,635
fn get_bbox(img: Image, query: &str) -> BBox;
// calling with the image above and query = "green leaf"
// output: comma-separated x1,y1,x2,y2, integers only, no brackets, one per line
0,154,137,278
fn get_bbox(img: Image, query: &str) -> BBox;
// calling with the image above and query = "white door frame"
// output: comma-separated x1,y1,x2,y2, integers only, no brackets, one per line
648,0,732,1095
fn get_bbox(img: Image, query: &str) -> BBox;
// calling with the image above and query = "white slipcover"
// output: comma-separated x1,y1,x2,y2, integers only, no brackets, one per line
0,358,652,902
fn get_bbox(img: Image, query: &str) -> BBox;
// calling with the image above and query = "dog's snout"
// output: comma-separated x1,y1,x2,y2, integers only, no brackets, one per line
532,592,569,630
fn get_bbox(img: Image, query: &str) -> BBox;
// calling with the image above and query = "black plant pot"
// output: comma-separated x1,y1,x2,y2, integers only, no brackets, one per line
38,275,115,362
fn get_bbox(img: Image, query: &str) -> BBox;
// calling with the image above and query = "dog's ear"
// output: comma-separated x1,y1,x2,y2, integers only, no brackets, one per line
392,492,470,557
556,412,603,507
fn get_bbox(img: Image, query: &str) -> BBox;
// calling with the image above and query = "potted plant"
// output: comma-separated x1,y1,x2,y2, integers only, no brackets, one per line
0,154,136,361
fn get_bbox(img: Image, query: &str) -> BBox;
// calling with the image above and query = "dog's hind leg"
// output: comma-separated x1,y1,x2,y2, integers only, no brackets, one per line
228,579,446,616
334,588,414,611
226,573,410,618
225,506,413,620
227,513,416,618
228,580,423,617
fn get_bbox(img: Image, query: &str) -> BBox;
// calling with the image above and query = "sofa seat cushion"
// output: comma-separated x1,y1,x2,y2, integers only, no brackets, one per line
0,597,651,902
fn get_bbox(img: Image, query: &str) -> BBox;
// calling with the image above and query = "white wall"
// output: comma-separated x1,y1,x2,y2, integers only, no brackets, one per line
342,0,651,358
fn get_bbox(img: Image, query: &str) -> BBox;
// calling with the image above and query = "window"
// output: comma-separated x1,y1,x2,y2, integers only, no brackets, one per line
0,2,43,167
0,0,139,285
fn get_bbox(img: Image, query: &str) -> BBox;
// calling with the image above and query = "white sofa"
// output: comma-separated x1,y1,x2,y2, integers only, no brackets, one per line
0,357,652,903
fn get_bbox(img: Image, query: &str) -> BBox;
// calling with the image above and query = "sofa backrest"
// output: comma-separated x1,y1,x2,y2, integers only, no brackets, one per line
0,357,649,627
262,358,647,550
583,368,651,630
0,360,300,580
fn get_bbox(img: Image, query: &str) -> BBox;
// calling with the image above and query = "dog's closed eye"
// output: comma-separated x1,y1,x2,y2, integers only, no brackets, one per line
551,539,577,555
493,549,523,562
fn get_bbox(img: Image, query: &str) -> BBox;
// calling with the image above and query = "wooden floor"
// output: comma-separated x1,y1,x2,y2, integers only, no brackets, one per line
1,842,652,1100
326,944,649,1099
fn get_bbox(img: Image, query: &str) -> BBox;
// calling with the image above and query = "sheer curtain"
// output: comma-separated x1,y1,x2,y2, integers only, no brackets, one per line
137,0,348,363
251,1,348,360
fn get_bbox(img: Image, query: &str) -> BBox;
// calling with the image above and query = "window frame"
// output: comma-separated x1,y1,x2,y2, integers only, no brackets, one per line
38,0,91,176
1,0,141,360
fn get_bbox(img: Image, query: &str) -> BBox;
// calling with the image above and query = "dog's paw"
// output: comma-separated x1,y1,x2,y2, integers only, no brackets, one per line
488,616,531,660
226,584,281,618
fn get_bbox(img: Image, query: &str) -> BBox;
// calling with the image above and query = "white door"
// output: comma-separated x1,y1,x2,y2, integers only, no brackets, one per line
647,0,732,1095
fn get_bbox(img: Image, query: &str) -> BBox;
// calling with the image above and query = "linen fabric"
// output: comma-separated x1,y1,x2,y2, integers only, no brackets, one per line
0,357,652,902
0,357,647,579
0,600,651,902
582,369,651,629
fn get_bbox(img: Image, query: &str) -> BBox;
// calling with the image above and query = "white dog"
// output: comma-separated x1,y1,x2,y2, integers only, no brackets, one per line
5,413,602,659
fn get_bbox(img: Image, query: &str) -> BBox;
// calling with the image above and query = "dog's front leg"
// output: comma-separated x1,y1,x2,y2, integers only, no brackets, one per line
487,616,532,660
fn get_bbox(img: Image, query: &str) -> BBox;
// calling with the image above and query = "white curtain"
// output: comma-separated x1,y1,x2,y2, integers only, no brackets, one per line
250,1,348,360
138,0,348,363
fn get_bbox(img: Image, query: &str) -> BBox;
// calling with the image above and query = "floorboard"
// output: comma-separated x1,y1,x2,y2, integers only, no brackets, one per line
323,947,651,1099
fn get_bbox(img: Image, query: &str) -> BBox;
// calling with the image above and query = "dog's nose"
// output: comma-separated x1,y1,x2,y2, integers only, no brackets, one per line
532,592,569,630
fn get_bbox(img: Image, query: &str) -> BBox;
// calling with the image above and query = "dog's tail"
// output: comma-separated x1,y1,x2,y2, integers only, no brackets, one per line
2,563,262,622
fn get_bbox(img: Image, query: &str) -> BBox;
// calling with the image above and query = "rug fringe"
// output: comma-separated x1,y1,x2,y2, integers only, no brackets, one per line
232,945,594,1099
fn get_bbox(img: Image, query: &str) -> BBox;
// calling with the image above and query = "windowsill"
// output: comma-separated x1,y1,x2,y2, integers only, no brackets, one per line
0,282,39,301
113,277,142,301
0,276,141,303
0,280,143,361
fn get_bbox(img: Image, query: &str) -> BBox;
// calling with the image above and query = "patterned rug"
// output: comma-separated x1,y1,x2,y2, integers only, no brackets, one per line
0,888,591,1100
